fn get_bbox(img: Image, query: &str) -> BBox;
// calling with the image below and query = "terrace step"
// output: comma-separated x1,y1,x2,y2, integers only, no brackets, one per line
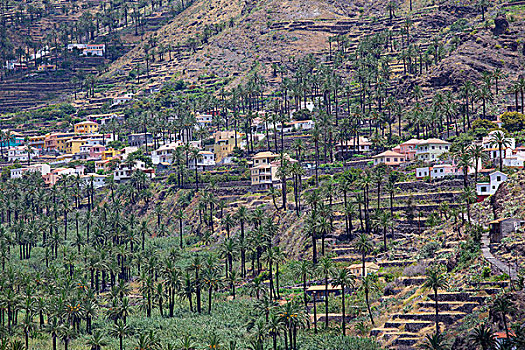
383,320,433,332
417,301,479,313
369,327,399,337
393,311,466,323
381,331,419,342
394,337,420,346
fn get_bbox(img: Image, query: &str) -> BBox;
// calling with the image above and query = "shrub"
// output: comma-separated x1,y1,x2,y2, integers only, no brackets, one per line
501,112,525,133
482,266,491,279
419,242,440,259
403,261,429,277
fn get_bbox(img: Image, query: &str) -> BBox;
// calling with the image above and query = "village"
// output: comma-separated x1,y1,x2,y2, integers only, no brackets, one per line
1,106,519,202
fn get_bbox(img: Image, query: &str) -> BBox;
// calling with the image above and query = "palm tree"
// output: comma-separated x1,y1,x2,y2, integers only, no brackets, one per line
306,212,318,264
45,317,61,350
490,131,512,171
377,210,392,252
294,260,312,309
236,205,249,277
86,330,107,350
354,233,373,277
423,268,448,335
318,257,334,329
492,293,515,339
110,320,131,350
360,273,379,326
174,208,186,248
419,333,450,350
331,268,356,336
468,323,496,350
267,312,284,350
461,187,477,224
469,144,488,184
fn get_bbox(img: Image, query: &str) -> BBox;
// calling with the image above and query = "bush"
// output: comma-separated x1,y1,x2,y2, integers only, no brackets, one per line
403,261,430,277
501,112,525,133
482,266,491,279
457,240,481,267
419,242,440,259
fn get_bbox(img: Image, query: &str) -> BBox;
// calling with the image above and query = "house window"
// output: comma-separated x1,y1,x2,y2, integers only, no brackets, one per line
394,158,397,162
440,169,444,173
492,186,496,190
386,158,390,162
481,186,487,192
497,176,501,181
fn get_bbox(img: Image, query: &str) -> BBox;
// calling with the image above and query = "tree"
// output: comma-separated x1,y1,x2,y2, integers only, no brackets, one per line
376,210,392,252
360,273,379,326
174,208,186,248
293,260,312,310
423,268,448,335
318,257,334,329
110,319,131,350
469,144,488,184
461,186,477,225
354,233,373,277
492,294,515,339
419,333,450,350
331,268,355,336
236,205,249,277
468,323,496,350
86,330,107,350
477,0,490,21
490,130,512,171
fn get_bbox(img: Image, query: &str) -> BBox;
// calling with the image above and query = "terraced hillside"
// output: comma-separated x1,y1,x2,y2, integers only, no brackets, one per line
103,0,524,99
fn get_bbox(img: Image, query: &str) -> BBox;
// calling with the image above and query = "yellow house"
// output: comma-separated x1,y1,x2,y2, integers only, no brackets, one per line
65,139,87,154
29,135,46,149
102,148,122,160
213,131,243,163
55,134,75,152
74,121,99,134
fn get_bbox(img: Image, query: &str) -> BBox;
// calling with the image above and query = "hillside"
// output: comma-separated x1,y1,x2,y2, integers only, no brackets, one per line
101,0,525,99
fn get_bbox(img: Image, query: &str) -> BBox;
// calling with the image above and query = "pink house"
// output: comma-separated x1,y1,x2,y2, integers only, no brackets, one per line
392,139,422,160
89,144,105,158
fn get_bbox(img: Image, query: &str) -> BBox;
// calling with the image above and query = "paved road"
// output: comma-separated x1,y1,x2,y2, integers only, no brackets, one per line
481,233,518,280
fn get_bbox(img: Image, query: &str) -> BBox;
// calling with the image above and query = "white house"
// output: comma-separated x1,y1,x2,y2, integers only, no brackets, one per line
482,131,515,162
83,44,105,56
112,93,134,106
152,143,177,165
476,171,508,197
503,154,525,168
196,114,213,129
81,173,108,189
415,139,450,162
113,160,155,182
289,120,314,131
415,167,430,179
189,151,215,169
10,163,51,179
8,146,40,162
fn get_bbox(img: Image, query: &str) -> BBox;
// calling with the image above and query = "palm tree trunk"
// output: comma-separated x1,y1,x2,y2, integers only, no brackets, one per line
366,288,374,325
341,285,346,336
435,289,439,335
325,278,329,329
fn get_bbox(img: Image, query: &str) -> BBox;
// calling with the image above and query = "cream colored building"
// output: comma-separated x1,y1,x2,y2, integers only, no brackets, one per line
213,131,243,163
